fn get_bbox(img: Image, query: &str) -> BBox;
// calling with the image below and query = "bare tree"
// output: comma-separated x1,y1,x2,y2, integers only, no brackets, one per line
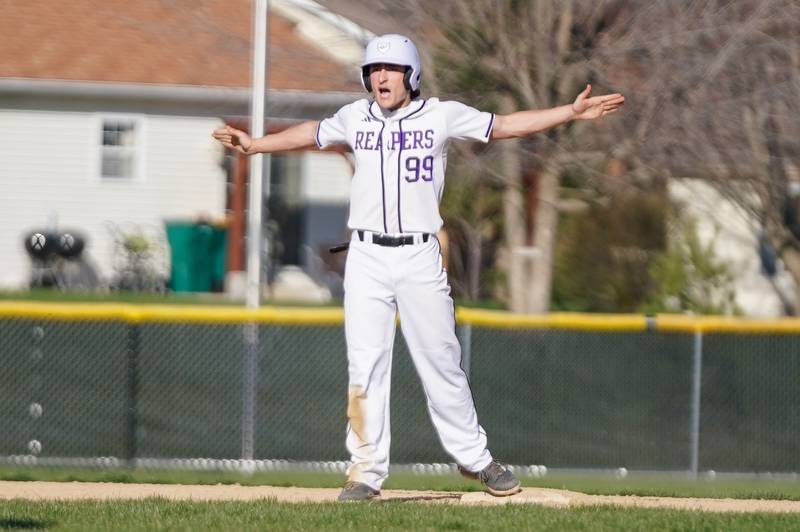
319,0,631,312
595,0,800,312
319,0,800,313
432,0,800,312
428,1,628,312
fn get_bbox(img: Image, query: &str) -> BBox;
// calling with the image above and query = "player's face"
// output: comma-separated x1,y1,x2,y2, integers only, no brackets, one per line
368,63,411,111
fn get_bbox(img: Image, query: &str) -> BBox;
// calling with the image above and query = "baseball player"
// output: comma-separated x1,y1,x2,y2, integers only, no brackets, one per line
213,34,624,501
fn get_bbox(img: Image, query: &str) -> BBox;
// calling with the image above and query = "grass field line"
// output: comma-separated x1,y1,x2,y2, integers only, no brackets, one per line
2,481,800,513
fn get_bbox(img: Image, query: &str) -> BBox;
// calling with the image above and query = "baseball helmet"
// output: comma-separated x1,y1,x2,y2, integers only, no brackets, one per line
361,34,421,93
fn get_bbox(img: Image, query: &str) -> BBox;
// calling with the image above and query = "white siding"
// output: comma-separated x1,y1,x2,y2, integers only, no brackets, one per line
669,179,796,317
0,109,226,288
300,151,351,204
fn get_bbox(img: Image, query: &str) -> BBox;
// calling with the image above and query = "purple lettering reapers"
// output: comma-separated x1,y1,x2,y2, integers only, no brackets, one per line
353,129,436,151
412,130,423,149
401,131,412,150
363,131,375,150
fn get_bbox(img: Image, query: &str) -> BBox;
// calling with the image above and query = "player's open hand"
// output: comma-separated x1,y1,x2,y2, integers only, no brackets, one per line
212,125,253,154
571,85,625,121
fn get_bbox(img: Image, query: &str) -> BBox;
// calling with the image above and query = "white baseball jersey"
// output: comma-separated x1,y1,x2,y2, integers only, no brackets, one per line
317,96,497,491
315,97,495,234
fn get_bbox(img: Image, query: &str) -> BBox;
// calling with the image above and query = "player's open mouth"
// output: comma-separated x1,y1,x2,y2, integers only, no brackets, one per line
378,88,390,97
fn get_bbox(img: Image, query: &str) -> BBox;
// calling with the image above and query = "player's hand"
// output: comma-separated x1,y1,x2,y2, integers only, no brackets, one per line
212,125,254,154
571,85,625,121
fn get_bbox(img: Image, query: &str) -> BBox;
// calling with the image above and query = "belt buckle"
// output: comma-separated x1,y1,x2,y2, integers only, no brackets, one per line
363,231,419,247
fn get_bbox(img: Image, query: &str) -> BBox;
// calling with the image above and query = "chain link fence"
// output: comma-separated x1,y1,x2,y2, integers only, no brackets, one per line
1,303,799,475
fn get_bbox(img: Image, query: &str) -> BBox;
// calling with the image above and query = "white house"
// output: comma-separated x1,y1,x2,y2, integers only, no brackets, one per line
0,0,365,295
669,179,797,317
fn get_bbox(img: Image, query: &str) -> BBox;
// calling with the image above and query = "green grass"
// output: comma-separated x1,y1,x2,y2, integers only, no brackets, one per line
519,473,800,501
3,467,800,530
0,467,345,489
1,498,799,531
3,466,800,501
0,289,240,306
0,289,341,307
0,289,507,309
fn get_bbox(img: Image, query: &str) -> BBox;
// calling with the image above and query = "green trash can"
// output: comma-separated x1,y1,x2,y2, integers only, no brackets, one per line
165,221,227,292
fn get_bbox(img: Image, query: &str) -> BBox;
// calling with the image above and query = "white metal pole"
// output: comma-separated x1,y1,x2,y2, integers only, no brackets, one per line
246,0,270,309
242,0,270,467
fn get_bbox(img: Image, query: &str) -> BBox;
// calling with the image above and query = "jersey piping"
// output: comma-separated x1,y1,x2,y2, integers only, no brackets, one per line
484,113,496,138
316,98,494,235
396,99,427,233
314,121,323,148
367,104,389,233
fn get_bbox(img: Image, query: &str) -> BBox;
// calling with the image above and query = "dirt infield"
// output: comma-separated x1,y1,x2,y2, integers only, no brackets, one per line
2,481,800,513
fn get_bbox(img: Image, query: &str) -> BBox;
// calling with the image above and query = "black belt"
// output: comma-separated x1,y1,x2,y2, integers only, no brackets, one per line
357,230,430,247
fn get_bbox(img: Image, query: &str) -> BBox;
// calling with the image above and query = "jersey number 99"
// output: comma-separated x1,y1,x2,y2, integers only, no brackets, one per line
405,156,434,182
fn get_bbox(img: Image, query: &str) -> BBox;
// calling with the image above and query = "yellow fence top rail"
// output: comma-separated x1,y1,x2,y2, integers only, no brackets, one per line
0,301,344,325
2,301,800,333
655,314,800,334
455,308,649,331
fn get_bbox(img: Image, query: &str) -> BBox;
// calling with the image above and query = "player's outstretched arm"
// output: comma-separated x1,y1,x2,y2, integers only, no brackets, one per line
212,120,320,155
491,85,624,140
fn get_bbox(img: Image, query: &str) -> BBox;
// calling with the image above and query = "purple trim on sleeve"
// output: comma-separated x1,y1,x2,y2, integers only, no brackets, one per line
484,113,495,139
315,120,323,148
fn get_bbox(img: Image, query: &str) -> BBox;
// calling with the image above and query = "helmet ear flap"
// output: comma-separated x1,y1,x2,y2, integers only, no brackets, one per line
361,66,372,93
403,67,413,91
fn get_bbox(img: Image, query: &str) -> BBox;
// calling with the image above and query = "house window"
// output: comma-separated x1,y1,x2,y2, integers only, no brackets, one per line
99,117,142,179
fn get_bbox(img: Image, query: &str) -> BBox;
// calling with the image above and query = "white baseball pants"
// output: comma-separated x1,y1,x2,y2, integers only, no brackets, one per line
342,231,493,490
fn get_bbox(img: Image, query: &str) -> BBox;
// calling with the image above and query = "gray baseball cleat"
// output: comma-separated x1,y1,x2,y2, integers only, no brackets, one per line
337,481,380,502
459,460,522,497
